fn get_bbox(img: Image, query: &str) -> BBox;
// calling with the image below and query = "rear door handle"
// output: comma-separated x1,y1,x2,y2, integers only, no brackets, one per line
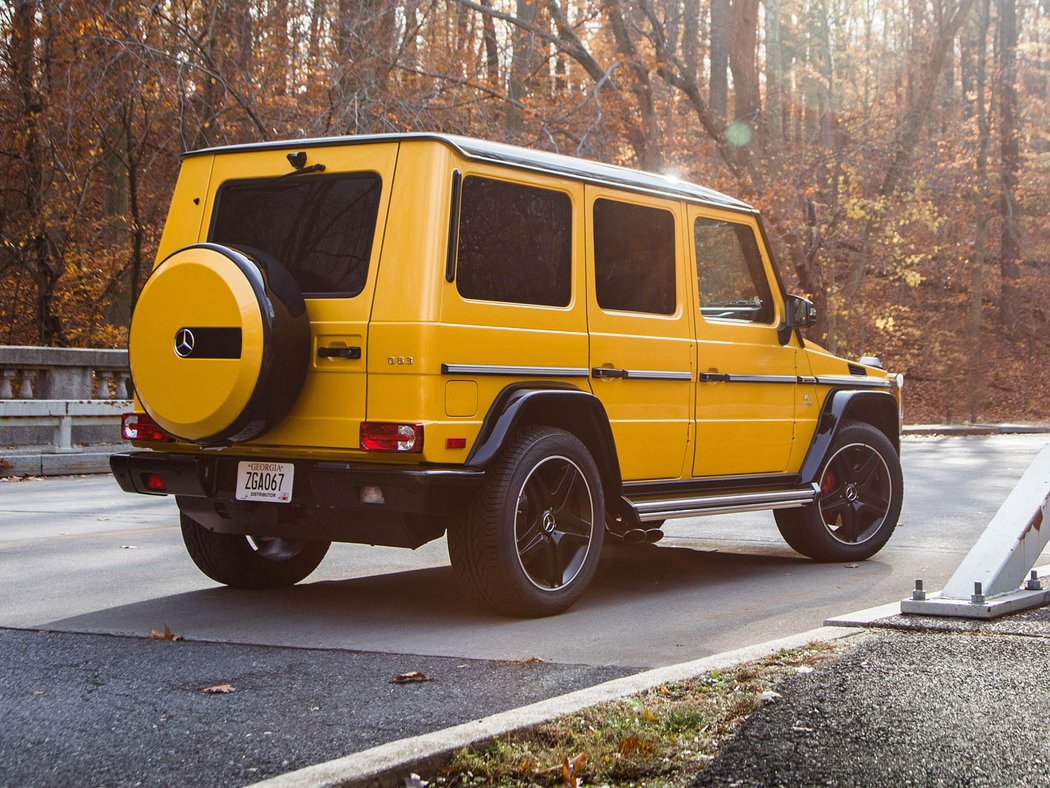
591,367,624,379
318,346,361,359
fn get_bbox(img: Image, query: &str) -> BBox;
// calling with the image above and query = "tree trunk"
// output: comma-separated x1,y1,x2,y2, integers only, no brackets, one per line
709,0,729,120
997,0,1022,334
506,0,539,135
969,0,991,421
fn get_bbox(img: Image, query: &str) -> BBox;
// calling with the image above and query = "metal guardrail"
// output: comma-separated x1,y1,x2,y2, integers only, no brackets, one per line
0,346,131,453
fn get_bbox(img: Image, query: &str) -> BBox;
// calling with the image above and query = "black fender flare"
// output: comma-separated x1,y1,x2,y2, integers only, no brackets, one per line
465,383,622,497
799,388,901,484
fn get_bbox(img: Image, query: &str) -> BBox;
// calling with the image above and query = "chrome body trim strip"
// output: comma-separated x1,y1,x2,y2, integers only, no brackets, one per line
815,376,892,388
441,363,589,378
699,372,797,384
621,369,693,381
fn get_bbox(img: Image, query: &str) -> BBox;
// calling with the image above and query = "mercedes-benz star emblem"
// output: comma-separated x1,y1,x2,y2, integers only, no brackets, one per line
174,328,196,358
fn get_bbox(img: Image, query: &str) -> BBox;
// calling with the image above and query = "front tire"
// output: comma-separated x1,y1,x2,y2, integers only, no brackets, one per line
448,426,605,617
775,420,903,561
180,513,330,589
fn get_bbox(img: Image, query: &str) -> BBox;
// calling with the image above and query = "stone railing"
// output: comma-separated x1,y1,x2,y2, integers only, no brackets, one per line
0,346,132,451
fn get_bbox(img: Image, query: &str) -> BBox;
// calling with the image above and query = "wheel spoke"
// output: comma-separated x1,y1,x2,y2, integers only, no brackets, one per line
548,463,579,511
554,512,592,539
517,525,547,559
856,454,881,487
839,504,862,542
550,530,587,587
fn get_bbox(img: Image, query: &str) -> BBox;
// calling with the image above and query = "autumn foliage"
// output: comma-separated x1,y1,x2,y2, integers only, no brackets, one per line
1,0,1047,422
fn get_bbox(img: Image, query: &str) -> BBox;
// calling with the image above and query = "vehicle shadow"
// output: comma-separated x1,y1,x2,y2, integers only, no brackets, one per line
44,540,892,666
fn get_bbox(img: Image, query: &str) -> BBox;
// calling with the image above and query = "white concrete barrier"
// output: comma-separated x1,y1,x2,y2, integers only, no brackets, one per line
902,443,1050,619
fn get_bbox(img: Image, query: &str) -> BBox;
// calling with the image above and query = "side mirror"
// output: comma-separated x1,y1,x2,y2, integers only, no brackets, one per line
786,294,817,329
779,294,816,345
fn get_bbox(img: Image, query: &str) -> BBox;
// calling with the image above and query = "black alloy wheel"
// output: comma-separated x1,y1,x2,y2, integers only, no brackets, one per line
774,420,903,561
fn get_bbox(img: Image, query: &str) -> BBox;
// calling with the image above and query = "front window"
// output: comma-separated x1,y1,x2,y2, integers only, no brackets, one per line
210,172,382,297
694,217,775,324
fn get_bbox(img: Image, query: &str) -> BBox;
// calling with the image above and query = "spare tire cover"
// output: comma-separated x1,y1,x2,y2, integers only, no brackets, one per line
129,243,310,445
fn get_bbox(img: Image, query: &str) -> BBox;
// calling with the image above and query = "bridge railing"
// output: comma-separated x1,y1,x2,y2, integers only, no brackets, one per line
0,346,132,452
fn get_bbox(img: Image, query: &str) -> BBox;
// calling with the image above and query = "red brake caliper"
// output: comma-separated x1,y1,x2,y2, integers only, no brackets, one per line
820,470,837,495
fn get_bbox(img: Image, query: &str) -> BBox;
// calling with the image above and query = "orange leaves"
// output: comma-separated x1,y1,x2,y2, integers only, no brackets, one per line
202,683,235,694
147,625,183,641
561,753,588,786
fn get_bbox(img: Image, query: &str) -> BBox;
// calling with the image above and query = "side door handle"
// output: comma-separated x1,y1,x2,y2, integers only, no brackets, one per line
318,346,362,360
591,367,625,379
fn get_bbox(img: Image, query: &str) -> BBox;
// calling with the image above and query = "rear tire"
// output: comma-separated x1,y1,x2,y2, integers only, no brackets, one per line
775,420,902,561
180,513,330,588
448,426,605,617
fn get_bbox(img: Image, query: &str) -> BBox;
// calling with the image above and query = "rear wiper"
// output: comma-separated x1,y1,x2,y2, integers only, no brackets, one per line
277,163,326,179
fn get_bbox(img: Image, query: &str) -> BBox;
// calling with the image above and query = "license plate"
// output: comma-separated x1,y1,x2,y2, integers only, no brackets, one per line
235,461,294,504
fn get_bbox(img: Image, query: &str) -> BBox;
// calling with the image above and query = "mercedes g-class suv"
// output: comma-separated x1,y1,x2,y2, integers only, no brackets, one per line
111,134,903,617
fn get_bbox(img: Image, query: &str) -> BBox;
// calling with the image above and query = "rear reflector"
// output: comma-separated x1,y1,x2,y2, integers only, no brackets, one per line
446,437,467,450
143,472,167,492
121,412,174,443
360,422,423,453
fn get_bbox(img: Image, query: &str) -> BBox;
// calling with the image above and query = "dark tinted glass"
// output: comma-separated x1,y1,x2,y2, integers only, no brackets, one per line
593,199,676,314
694,217,774,323
211,173,381,296
456,177,572,307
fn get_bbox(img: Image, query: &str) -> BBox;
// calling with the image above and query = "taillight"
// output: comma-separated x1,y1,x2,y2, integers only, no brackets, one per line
360,422,423,453
121,412,174,443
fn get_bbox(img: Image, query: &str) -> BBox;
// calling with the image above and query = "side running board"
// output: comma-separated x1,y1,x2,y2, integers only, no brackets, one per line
624,484,820,523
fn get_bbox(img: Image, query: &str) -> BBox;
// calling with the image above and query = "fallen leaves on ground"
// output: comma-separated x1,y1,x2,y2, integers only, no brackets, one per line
203,683,235,694
511,655,545,664
845,563,859,568
755,690,782,706
390,671,434,684
561,753,587,787
147,625,183,641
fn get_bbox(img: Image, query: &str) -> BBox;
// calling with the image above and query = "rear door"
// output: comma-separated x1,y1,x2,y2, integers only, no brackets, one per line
202,143,399,450
585,187,693,481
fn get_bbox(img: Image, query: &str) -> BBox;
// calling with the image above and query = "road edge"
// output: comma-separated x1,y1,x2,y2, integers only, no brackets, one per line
248,624,862,788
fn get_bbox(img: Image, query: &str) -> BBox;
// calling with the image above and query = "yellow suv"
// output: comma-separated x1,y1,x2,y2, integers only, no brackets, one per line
111,134,903,617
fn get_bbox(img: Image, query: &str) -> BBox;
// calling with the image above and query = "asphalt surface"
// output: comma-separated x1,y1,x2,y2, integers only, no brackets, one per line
0,628,633,787
692,598,1050,787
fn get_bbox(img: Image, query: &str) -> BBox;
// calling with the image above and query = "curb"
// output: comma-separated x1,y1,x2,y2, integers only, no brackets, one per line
247,624,861,788
1,445,126,476
902,423,1049,436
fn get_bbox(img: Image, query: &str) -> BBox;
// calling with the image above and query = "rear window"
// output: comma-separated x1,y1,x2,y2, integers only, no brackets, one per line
210,172,382,297
455,176,572,307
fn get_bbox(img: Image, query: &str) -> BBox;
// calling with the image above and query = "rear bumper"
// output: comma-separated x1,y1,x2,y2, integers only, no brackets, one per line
109,451,484,517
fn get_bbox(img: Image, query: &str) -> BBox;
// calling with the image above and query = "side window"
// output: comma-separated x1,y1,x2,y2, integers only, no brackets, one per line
694,217,774,324
593,199,676,315
456,176,572,307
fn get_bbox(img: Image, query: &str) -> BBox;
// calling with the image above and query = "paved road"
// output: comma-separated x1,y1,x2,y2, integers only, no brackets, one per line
2,435,1049,668
2,434,1049,785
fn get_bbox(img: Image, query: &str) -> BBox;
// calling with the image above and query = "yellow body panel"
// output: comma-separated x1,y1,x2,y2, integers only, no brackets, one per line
135,136,892,482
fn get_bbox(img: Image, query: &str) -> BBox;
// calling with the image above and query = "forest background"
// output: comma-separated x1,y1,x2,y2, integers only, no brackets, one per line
1,0,1048,423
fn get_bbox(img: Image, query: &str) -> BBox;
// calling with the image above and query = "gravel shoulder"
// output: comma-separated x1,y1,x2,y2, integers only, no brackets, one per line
692,605,1050,787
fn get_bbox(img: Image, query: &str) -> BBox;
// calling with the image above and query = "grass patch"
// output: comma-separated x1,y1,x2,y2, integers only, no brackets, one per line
424,640,845,787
